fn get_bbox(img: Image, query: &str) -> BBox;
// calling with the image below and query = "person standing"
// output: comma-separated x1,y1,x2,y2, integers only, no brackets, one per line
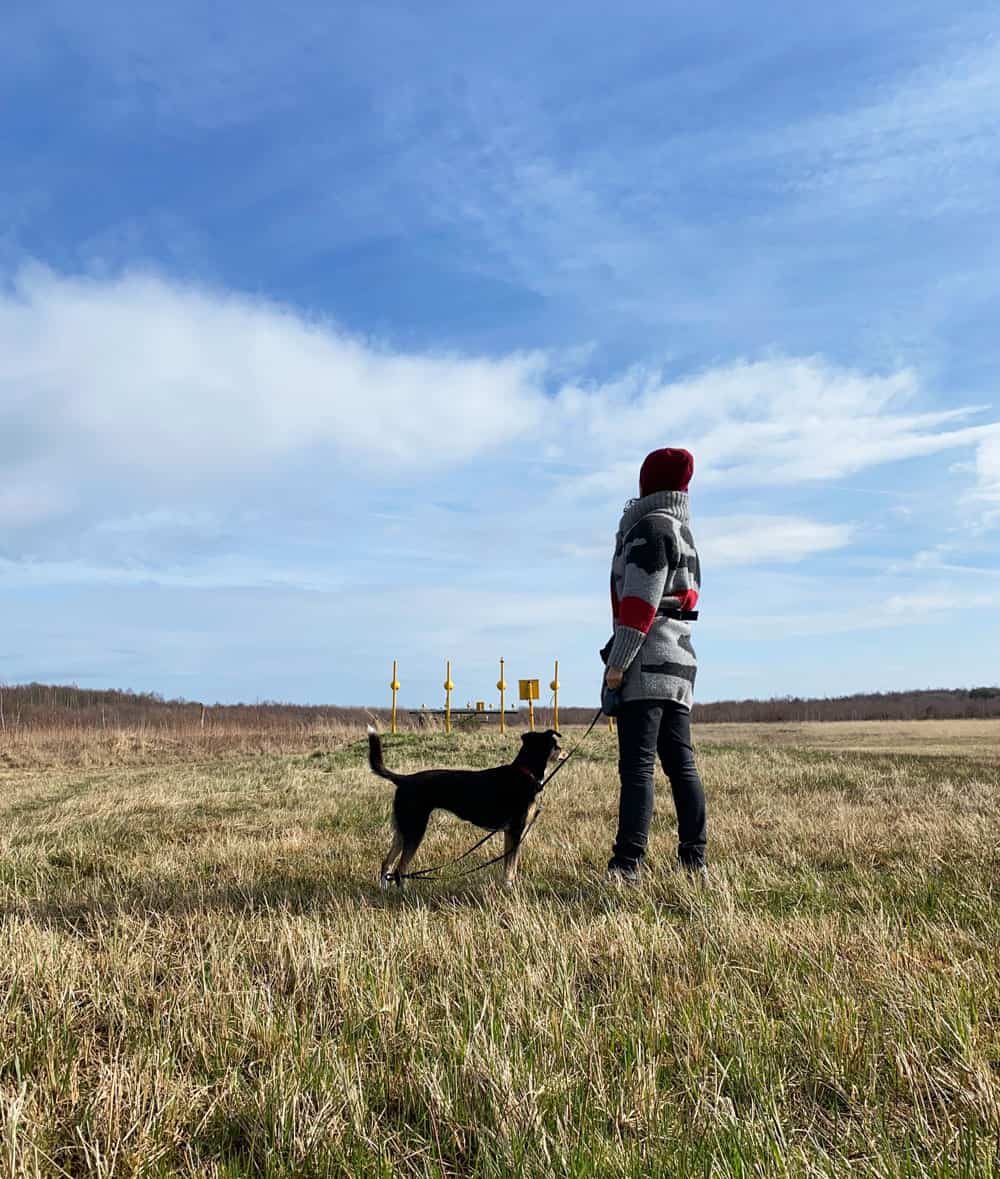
603,447,708,882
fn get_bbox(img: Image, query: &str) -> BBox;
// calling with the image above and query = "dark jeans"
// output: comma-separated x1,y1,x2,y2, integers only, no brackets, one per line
612,700,707,870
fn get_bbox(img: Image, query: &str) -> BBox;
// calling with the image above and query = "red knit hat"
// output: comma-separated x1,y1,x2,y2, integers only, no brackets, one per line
639,448,694,495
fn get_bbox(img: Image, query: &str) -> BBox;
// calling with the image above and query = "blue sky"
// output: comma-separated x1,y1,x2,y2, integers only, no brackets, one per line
2,0,999,708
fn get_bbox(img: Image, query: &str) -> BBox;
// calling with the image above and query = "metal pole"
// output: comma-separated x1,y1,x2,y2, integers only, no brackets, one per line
528,698,535,732
550,659,560,731
444,660,454,735
390,660,400,735
497,658,506,734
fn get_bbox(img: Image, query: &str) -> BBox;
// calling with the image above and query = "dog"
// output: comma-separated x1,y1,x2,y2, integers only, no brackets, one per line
367,725,562,888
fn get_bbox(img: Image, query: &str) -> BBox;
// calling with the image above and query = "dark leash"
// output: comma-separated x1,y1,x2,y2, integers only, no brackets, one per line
390,706,607,884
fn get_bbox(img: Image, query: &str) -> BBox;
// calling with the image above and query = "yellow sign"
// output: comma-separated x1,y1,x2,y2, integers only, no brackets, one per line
518,679,539,701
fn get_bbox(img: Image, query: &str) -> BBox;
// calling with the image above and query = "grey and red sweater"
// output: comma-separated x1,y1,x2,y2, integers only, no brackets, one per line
606,490,701,710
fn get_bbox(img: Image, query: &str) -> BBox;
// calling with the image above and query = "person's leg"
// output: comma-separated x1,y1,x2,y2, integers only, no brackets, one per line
610,700,663,871
656,703,707,869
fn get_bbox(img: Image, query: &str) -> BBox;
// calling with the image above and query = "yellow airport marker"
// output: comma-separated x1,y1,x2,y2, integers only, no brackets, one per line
550,659,560,731
390,660,401,734
497,658,507,734
444,660,454,734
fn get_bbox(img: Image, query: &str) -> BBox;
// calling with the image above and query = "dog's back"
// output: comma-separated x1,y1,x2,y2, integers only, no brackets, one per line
368,726,504,801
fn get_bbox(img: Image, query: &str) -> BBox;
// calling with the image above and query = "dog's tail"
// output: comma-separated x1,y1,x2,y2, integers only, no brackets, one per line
367,724,400,783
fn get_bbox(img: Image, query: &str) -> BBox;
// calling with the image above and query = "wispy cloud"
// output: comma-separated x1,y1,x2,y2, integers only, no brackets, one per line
698,517,852,567
3,268,997,545
0,555,347,592
1,2,343,131
884,588,1000,617
973,436,1000,504
767,37,1000,215
0,266,544,491
553,357,1000,503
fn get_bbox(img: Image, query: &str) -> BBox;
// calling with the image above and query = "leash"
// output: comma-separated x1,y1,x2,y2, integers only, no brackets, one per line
391,707,606,884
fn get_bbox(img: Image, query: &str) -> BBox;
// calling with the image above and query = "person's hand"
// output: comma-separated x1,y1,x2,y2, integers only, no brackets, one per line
605,666,624,690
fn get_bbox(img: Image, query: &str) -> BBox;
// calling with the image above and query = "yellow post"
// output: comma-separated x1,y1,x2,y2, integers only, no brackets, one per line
550,659,560,731
519,679,539,731
497,658,507,734
444,660,454,735
390,660,400,735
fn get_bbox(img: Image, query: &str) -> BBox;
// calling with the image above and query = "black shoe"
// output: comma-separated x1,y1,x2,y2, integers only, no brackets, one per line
680,860,709,886
606,859,642,885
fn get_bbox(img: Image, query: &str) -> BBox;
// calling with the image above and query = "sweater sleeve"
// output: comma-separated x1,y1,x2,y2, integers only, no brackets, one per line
606,516,673,670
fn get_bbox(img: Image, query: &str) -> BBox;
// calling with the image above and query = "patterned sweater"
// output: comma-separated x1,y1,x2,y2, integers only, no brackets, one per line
606,490,701,710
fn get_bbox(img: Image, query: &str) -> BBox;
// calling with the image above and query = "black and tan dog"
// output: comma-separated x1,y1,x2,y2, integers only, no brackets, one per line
367,726,562,888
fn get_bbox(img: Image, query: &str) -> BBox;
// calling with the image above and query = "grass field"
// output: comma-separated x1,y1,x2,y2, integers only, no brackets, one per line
1,720,997,1177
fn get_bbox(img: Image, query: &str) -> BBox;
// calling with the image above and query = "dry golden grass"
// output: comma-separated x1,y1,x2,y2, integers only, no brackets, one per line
1,721,997,1177
698,719,1000,760
0,722,364,770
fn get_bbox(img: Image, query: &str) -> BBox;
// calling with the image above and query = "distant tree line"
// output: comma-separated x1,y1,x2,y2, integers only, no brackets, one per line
0,683,374,732
1,681,999,732
691,686,1000,723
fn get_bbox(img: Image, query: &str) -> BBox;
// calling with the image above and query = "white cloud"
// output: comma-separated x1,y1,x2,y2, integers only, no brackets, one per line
950,435,1000,528
974,436,1000,503
885,588,1000,617
554,357,998,499
698,516,852,567
2,266,997,556
0,266,545,486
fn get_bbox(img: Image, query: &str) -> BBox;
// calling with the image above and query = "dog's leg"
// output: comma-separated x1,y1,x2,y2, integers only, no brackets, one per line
380,830,404,890
502,830,518,887
393,842,420,891
391,810,429,891
503,813,529,888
